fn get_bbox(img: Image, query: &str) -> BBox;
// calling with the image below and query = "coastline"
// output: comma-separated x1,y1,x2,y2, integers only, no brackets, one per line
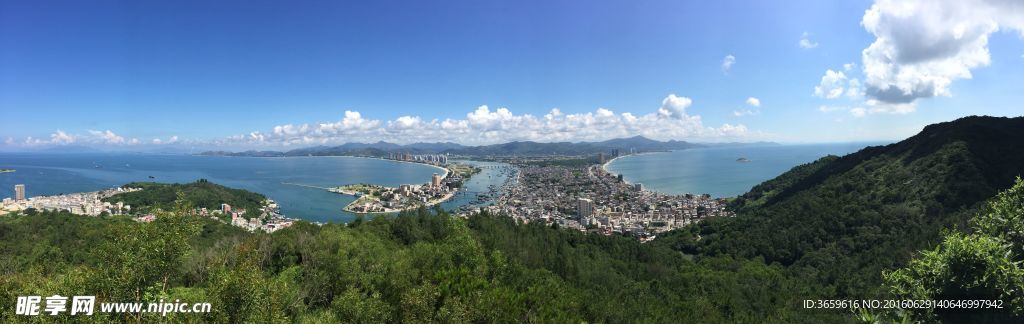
341,190,457,214
601,151,662,175
336,163,469,214
213,154,451,178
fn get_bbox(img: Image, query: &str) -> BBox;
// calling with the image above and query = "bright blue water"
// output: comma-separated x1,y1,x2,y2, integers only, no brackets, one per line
605,143,884,197
0,153,510,223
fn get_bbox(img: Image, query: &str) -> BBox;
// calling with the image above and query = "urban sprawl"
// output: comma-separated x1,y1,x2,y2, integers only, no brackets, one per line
2,150,734,240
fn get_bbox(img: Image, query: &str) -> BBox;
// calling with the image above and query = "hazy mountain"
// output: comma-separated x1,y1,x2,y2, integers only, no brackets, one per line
201,136,705,157
443,136,704,156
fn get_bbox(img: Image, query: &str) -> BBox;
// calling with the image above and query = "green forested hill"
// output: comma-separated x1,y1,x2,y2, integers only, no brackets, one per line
657,116,1024,298
101,179,266,214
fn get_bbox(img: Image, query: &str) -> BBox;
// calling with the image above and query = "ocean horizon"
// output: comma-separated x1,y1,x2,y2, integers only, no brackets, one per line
605,142,887,197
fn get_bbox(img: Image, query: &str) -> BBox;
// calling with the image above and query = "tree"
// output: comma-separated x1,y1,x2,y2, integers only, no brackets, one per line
882,177,1024,322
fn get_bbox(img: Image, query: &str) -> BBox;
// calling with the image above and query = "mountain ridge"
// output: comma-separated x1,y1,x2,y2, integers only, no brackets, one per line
656,115,1024,298
198,136,751,157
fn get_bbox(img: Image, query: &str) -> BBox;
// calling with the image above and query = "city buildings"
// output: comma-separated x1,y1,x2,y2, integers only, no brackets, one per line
578,198,594,219
15,184,25,201
1,187,140,215
492,162,734,239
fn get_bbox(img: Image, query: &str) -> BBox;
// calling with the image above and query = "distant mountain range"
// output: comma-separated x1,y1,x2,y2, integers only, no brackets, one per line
199,136,771,157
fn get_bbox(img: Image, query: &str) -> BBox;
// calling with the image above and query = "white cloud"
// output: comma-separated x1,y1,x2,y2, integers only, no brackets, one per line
50,130,76,145
217,94,760,146
860,0,1024,104
733,109,759,117
734,97,761,117
745,97,761,107
721,55,736,73
819,102,909,118
843,62,857,72
657,94,693,119
814,69,849,99
3,137,12,145
818,105,844,113
9,95,766,148
87,130,126,145
151,135,179,145
799,32,819,49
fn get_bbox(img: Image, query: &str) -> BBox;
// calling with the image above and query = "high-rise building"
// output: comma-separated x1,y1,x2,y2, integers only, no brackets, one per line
221,203,231,214
634,183,644,192
611,149,620,157
431,173,442,188
577,198,593,219
14,184,25,201
598,153,606,164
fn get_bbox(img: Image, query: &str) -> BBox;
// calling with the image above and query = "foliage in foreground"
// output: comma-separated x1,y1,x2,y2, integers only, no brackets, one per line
879,177,1024,323
1,204,844,323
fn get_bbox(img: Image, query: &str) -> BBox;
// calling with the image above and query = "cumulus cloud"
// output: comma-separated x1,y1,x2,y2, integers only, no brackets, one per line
860,0,1024,105
152,135,179,145
732,110,757,117
734,97,762,117
50,130,76,145
745,97,761,107
7,95,765,148
87,130,126,145
721,55,736,73
16,129,146,146
799,32,819,49
814,69,848,99
656,94,693,119
217,94,759,147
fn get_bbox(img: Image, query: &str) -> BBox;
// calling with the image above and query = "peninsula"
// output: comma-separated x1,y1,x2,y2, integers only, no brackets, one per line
331,163,479,213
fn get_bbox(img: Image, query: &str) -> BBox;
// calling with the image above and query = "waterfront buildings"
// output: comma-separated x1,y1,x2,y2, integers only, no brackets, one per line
493,162,733,238
1,187,139,215
15,184,25,201
387,153,448,165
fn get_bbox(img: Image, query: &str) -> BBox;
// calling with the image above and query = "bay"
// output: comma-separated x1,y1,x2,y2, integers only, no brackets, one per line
0,153,508,223
605,143,885,197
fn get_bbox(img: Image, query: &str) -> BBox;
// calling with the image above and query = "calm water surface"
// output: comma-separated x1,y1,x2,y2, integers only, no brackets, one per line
0,153,509,223
605,143,885,197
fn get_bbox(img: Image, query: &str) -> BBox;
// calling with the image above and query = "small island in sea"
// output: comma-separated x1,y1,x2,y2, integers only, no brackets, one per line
736,157,751,163
0,168,15,173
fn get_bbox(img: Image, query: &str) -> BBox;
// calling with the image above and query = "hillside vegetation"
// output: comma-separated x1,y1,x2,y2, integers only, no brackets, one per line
101,179,266,215
659,115,1024,301
2,116,1023,322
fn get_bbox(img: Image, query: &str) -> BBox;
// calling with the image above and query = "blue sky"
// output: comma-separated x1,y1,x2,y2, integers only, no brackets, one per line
2,0,1023,149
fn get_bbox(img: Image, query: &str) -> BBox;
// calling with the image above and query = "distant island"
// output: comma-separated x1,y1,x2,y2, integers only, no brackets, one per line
201,136,778,158
736,157,751,163
0,169,14,173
